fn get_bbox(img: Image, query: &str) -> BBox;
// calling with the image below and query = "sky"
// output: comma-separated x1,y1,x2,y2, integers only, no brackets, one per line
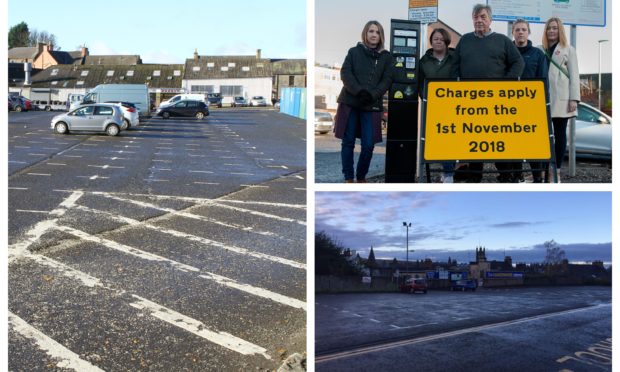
315,192,612,265
7,0,307,63
316,0,612,74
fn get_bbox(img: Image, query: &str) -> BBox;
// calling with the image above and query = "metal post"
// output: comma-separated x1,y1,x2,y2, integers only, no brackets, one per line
403,222,411,273
568,25,577,177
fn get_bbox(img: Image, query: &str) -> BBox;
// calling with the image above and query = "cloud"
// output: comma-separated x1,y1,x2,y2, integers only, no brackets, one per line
489,221,538,228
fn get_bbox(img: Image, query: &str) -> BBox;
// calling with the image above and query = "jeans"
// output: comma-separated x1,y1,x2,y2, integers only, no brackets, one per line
341,109,374,181
552,117,569,168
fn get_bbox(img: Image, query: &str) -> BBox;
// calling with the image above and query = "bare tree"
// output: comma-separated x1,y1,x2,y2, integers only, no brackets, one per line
543,240,566,265
28,29,57,49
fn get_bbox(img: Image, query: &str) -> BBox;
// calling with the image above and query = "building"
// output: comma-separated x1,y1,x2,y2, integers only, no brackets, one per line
271,59,307,103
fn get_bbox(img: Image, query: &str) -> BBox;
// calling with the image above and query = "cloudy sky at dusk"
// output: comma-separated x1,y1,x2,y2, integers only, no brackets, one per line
315,192,611,264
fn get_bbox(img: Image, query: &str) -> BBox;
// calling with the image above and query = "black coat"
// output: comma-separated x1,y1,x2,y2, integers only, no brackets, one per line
337,43,393,111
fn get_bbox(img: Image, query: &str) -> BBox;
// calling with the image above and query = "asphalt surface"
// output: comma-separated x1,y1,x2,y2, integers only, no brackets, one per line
8,108,307,371
315,286,611,372
315,132,611,183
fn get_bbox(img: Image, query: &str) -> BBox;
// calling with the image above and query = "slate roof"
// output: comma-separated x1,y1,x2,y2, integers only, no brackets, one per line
51,50,83,65
271,59,307,75
30,64,185,89
8,46,39,60
83,55,142,65
184,55,273,80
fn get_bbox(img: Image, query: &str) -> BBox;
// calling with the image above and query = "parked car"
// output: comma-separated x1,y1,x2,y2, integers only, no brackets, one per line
249,96,267,107
451,279,477,292
8,97,13,111
156,100,209,119
314,111,334,134
400,278,428,294
232,96,248,107
51,103,124,136
105,101,140,129
159,94,206,109
9,96,31,112
207,93,222,108
569,102,612,160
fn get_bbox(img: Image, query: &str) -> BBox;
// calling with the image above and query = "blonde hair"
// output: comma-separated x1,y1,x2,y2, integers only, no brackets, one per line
361,20,385,51
543,17,568,49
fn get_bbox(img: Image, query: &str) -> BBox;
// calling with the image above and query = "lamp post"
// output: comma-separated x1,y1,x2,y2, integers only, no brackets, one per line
403,222,411,273
598,40,609,111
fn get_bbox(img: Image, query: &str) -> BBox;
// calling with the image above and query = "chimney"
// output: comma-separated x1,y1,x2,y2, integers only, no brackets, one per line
194,49,199,62
81,46,89,58
256,49,261,59
24,62,32,85
37,42,45,55
47,43,53,52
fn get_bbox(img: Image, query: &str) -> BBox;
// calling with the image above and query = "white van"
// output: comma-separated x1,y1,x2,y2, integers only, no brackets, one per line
68,93,85,111
159,94,206,109
80,84,150,116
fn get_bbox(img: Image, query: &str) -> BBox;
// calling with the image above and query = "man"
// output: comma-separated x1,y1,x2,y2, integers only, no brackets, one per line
452,4,525,182
512,18,548,183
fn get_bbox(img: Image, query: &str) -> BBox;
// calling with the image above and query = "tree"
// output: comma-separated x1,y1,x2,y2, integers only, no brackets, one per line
315,231,360,276
8,22,30,49
28,29,57,48
543,240,566,265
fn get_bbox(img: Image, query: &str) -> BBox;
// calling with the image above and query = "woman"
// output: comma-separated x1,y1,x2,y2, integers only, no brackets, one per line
334,20,393,183
418,28,456,183
541,17,580,182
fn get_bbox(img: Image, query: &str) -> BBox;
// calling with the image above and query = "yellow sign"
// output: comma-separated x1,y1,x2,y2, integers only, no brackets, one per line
423,80,551,161
409,0,438,7
394,91,404,99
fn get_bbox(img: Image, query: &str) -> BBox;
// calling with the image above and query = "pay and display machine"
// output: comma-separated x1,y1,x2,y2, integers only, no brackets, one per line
385,19,422,183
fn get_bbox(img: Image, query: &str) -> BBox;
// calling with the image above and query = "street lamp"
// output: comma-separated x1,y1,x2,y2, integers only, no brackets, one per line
598,40,609,111
403,222,411,273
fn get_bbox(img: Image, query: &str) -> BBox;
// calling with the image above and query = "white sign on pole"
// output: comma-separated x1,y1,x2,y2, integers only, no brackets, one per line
487,0,606,27
408,0,438,23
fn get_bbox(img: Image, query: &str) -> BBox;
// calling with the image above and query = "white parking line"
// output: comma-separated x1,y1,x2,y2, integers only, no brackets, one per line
27,173,51,176
9,312,105,372
87,165,125,169
15,210,52,214
152,159,172,163
189,170,214,174
144,179,169,182
9,187,29,190
194,182,220,185
240,185,269,188
62,155,83,158
9,161,27,164
129,296,272,359
230,172,254,176
28,153,47,156
369,319,381,323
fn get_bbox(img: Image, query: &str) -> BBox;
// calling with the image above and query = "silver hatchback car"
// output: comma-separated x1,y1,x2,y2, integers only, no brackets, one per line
51,103,124,136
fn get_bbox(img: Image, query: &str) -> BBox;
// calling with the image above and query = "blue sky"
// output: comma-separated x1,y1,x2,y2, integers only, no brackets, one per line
315,192,612,264
316,0,612,74
8,0,306,63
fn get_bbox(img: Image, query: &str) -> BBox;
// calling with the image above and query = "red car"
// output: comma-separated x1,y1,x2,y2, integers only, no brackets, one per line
400,278,428,294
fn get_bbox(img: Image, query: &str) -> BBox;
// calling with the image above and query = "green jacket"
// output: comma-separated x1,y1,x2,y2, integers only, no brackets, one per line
418,48,456,98
337,43,393,111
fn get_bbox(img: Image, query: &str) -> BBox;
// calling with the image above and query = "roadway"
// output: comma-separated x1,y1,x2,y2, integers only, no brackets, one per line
315,287,611,371
8,108,307,371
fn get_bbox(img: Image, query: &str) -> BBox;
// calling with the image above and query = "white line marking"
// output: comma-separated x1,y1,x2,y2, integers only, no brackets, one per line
129,295,271,359
9,187,29,190
28,153,47,156
152,159,172,163
27,173,51,176
62,155,83,158
144,179,169,182
230,172,254,176
9,161,27,164
15,210,52,214
189,170,214,174
267,165,289,169
351,314,363,318
9,312,105,371
199,273,306,310
194,182,220,185
88,165,125,169
294,188,306,191
240,185,269,188
46,163,66,166
369,319,381,323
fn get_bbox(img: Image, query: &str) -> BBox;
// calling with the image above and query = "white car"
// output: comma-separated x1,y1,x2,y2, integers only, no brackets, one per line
105,101,140,129
51,104,124,136
249,96,267,107
569,102,612,160
314,111,334,134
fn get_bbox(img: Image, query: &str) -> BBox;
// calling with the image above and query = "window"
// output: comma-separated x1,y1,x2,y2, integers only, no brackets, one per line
174,101,188,108
221,67,229,72
51,69,59,76
256,63,264,68
173,70,181,76
81,70,89,77
289,76,295,86
191,85,214,93
51,81,58,85
95,106,114,115
228,62,236,67
187,101,198,107
192,66,200,72
220,85,243,96
153,70,161,76
126,70,134,76
242,66,250,72
74,106,94,115
76,81,85,85
107,70,114,77
207,62,215,68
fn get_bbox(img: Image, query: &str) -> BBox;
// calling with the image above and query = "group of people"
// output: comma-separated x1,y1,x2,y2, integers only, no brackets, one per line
334,3,580,183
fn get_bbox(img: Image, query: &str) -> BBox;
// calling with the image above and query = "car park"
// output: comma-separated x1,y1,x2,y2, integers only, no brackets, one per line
51,103,124,136
105,101,140,129
570,102,612,160
156,100,209,119
232,96,248,107
400,278,428,294
249,96,267,107
314,111,334,134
